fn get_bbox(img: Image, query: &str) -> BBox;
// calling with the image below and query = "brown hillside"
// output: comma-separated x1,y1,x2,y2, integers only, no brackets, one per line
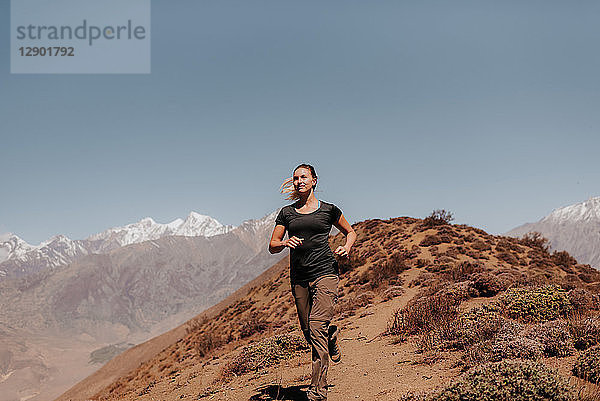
55,255,288,401
58,217,600,401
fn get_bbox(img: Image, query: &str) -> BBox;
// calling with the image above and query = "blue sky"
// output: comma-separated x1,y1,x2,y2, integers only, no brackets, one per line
1,0,599,245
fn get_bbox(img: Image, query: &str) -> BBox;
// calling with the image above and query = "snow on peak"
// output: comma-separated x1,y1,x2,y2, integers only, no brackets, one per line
166,218,184,230
236,211,278,233
175,212,232,237
87,217,172,247
86,212,233,248
542,196,600,224
187,211,210,220
0,210,271,272
0,234,36,261
39,234,71,247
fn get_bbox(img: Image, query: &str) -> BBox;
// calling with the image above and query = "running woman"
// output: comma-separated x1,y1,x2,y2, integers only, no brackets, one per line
269,163,357,401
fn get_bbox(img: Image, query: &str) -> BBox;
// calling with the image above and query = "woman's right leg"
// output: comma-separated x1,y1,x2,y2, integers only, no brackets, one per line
291,282,311,343
292,276,338,400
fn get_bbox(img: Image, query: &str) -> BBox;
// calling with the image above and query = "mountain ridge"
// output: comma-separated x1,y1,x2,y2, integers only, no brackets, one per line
507,196,600,269
0,211,273,280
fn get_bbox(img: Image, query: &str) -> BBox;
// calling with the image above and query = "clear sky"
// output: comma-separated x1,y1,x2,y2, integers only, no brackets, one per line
1,0,599,245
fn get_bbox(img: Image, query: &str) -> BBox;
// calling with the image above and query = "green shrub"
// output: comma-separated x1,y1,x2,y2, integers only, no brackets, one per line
431,360,575,401
239,312,269,339
490,336,544,361
573,345,600,384
552,251,577,267
462,340,496,367
220,333,308,380
568,289,599,313
569,315,600,350
471,272,505,297
523,320,575,357
461,320,543,364
441,305,503,350
193,332,223,358
495,320,525,341
499,285,573,322
422,209,454,228
369,251,409,288
518,232,550,253
420,234,443,247
462,304,502,324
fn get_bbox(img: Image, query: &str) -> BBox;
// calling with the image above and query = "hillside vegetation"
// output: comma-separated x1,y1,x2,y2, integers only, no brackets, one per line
59,215,600,401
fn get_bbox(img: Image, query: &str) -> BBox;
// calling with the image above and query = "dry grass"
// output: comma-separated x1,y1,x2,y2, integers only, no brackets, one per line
568,313,600,350
369,251,409,289
387,292,460,341
239,312,270,339
421,209,454,228
218,333,309,381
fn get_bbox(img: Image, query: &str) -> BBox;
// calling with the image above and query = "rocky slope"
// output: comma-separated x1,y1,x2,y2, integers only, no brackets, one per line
58,216,600,401
507,197,600,269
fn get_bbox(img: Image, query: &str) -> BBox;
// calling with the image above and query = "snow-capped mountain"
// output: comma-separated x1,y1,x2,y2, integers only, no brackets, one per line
86,212,233,254
0,233,90,278
506,197,600,269
539,197,600,223
173,212,234,237
0,212,240,280
231,210,278,254
235,210,278,235
0,233,37,262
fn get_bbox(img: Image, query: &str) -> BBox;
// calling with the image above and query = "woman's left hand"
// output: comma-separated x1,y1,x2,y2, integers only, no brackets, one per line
334,246,349,257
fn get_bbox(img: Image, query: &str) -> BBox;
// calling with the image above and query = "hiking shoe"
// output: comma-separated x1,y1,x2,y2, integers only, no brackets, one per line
306,388,327,401
328,324,341,363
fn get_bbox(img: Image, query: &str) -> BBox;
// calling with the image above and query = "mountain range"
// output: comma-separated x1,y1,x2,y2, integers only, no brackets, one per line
0,210,281,401
506,196,600,269
0,212,234,280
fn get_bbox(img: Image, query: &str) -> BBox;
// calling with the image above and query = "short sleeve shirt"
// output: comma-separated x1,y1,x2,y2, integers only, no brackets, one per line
275,200,343,283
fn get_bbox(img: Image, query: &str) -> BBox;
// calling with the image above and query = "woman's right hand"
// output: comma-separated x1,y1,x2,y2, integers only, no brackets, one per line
285,236,304,249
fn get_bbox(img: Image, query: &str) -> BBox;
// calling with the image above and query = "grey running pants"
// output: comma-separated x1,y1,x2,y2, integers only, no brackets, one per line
291,274,339,401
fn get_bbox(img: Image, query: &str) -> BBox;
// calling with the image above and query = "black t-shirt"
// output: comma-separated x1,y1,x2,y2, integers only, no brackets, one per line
275,200,343,283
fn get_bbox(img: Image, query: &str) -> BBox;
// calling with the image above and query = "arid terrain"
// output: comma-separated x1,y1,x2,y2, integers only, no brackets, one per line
0,213,281,401
58,215,600,401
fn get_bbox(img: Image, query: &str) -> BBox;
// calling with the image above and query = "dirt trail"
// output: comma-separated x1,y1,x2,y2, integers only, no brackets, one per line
186,267,463,401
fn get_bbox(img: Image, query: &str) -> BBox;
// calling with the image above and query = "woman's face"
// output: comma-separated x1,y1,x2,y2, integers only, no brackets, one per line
293,167,316,194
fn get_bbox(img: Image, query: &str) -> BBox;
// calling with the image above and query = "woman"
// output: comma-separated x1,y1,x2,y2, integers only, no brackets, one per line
269,163,356,401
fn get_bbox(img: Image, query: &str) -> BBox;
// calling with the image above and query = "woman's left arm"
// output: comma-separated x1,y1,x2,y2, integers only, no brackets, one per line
333,214,357,257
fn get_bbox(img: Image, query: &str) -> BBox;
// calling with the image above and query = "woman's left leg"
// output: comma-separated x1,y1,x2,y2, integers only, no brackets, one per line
306,274,339,401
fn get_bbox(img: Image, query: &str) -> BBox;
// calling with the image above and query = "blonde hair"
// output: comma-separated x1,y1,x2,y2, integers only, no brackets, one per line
279,163,318,201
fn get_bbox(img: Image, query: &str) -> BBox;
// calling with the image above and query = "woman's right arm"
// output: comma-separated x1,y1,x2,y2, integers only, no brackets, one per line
269,225,303,254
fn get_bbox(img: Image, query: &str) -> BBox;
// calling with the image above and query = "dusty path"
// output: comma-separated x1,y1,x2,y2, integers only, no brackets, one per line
184,267,464,401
